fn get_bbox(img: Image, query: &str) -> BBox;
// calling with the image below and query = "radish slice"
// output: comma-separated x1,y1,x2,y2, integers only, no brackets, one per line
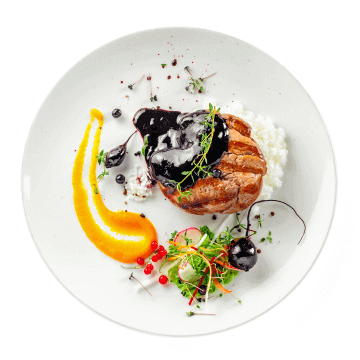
178,261,200,282
174,227,203,249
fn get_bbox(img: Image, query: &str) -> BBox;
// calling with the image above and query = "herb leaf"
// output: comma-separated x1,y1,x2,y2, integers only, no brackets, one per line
142,135,149,156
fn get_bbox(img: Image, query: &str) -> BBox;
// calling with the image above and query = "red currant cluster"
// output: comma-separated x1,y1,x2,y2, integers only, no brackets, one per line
135,241,168,284
150,241,167,262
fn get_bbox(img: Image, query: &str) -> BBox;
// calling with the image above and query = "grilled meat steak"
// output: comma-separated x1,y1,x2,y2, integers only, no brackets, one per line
134,109,267,215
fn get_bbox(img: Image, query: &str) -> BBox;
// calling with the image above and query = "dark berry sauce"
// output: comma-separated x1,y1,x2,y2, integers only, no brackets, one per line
133,108,229,189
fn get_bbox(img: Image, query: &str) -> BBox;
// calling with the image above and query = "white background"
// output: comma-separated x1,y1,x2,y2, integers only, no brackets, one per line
1,1,358,359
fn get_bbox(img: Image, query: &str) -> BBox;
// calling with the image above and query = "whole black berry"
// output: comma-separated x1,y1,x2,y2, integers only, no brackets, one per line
229,237,258,272
115,174,125,184
112,109,122,118
198,285,207,296
212,169,222,178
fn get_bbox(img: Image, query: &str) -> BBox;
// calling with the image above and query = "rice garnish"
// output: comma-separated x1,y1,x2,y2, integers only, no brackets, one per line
124,166,153,201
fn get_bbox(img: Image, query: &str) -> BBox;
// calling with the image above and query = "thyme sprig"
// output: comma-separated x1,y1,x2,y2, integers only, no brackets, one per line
170,103,220,203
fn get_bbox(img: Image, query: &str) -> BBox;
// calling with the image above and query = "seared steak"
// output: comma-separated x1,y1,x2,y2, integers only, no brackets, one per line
158,113,267,214
133,109,267,215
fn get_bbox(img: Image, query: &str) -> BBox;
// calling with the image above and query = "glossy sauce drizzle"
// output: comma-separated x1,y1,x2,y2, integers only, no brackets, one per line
72,109,157,263
133,108,229,189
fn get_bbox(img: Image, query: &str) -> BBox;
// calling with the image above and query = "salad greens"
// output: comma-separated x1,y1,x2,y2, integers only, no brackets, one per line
164,225,242,303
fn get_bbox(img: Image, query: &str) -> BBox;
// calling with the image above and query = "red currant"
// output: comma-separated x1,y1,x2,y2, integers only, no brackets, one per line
159,249,167,257
156,253,163,260
151,241,158,250
158,245,165,251
137,257,145,266
147,263,154,271
152,255,158,262
159,275,168,284
144,267,151,275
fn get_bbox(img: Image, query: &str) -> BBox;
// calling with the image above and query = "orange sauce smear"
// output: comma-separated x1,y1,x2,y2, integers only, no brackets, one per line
72,109,157,263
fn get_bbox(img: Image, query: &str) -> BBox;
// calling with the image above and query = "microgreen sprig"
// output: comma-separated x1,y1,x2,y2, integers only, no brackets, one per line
184,67,217,93
95,149,109,182
260,231,272,243
128,74,145,90
95,150,107,165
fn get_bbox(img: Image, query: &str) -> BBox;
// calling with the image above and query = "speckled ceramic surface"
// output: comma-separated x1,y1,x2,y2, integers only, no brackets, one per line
21,27,336,335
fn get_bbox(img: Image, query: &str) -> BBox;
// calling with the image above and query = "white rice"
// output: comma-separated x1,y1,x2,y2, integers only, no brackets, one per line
204,99,288,200
242,110,287,200
124,166,153,201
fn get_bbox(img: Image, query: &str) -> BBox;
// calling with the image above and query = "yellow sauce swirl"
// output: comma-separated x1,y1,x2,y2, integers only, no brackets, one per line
72,109,157,263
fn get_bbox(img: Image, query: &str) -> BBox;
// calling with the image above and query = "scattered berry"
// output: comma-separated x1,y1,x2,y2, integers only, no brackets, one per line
137,257,145,266
115,174,125,184
159,275,168,284
198,285,207,295
156,253,163,260
112,108,122,118
159,249,167,257
152,255,158,262
158,245,165,252
151,241,158,250
144,267,151,275
147,264,154,271
212,169,222,178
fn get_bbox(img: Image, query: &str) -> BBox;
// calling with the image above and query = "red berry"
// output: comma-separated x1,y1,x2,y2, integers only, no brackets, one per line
151,241,158,250
144,267,151,275
159,275,168,284
159,249,167,257
152,255,158,262
156,253,163,260
137,257,145,266
158,245,165,251
147,264,154,270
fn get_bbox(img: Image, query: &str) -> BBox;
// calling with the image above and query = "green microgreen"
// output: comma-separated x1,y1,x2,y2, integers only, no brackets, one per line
142,135,149,156
97,168,109,180
95,150,109,182
95,150,107,165
260,231,272,243
91,184,99,194
183,230,192,245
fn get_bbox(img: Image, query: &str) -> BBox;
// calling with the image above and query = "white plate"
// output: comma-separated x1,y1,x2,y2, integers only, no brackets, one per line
21,27,336,336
